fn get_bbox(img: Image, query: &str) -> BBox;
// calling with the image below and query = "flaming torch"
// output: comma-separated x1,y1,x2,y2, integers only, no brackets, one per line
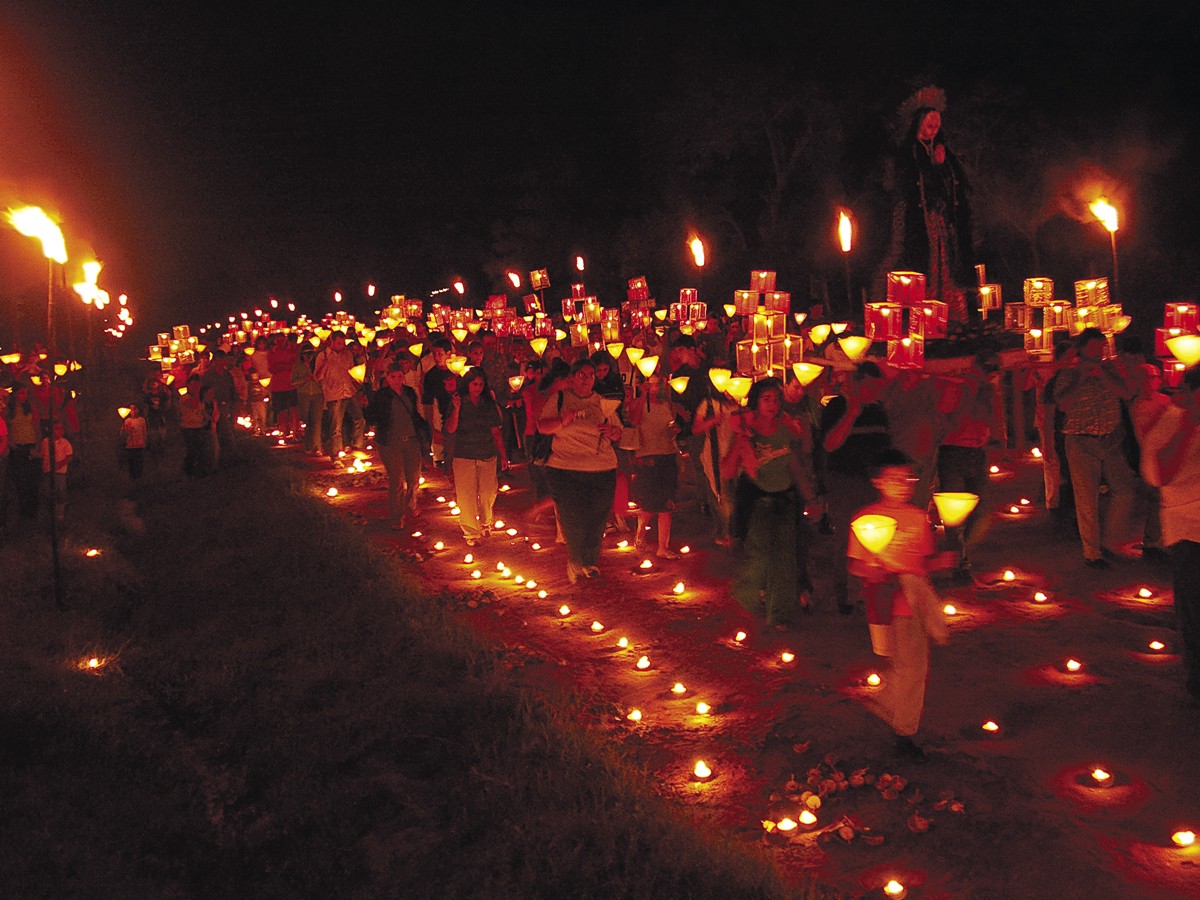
838,209,853,317
688,234,706,297
1089,197,1120,302
6,205,68,610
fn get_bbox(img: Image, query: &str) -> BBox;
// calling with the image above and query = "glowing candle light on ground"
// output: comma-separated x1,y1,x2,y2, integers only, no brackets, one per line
672,582,685,595
1065,658,1083,672
734,631,747,643
1091,768,1112,785
412,531,423,538
463,554,473,564
943,604,957,616
617,540,629,549
693,760,713,780
1034,591,1049,603
866,673,882,687
1031,447,1043,459
640,559,653,570
85,548,101,557
982,720,1001,733
1138,587,1154,599
433,541,444,551
1003,570,1016,581
776,817,797,833
883,880,907,899
696,702,711,715
672,682,687,694
526,580,537,589
798,809,817,827
531,542,541,550
989,465,1001,474
1149,640,1166,651
591,621,604,633
537,590,547,599
636,655,650,669
679,545,690,554
1173,830,1196,847
558,604,571,616
326,487,339,498
780,651,795,663
471,570,482,579
506,528,518,536
617,637,629,649
627,709,642,722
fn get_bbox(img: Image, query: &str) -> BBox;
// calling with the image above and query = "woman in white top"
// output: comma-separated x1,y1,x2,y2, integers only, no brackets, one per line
627,374,681,558
538,357,622,584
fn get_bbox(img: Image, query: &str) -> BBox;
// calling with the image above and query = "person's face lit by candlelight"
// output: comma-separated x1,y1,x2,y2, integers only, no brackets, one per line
918,110,941,142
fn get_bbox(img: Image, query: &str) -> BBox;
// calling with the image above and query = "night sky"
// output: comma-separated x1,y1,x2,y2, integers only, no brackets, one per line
3,1,1199,338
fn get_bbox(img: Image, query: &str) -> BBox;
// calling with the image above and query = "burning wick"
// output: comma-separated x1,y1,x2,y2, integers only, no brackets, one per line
636,655,650,670
639,559,653,570
470,570,482,579
1034,591,1048,603
537,590,547,599
433,541,444,551
326,487,339,498
1031,447,1043,459
436,496,445,503
734,631,747,643
1173,830,1196,847
87,658,100,669
672,682,687,695
411,531,423,538
591,621,604,633
1091,768,1112,785
1003,570,1016,581
494,520,505,528
776,817,797,833
679,545,691,554
695,702,711,715
672,582,685,595
883,880,907,899
463,554,473,564
1065,658,1083,673
506,528,518,536
982,720,1000,733
85,548,101,557
514,575,525,585
617,540,629,549
527,580,538,589
531,542,542,551
1138,587,1154,599
989,465,1001,474
627,709,642,722
693,760,713,780
780,651,795,663
500,567,512,578
558,604,571,616
617,637,629,649
943,604,958,616
866,673,882,687
1149,640,1166,652
1009,506,1020,514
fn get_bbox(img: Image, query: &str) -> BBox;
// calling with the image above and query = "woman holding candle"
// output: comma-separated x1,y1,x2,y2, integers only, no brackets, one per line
538,358,622,583
367,359,428,530
720,377,817,629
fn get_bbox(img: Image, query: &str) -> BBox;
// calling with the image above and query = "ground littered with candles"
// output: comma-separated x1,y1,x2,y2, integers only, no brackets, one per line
317,446,1199,898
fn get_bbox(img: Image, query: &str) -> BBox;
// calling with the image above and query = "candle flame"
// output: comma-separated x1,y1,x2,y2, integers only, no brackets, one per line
627,708,642,722
693,760,712,779
636,655,650,669
866,672,881,686
1172,830,1196,847
982,720,1000,732
1091,768,1111,783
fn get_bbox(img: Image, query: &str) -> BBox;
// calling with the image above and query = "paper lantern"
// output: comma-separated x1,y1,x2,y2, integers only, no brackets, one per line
792,362,823,386
1074,278,1109,306
636,355,659,378
850,514,897,554
1166,334,1200,367
838,335,871,361
886,271,925,306
1023,278,1053,305
625,346,645,366
933,492,979,527
708,367,732,392
529,337,548,357
1165,302,1199,330
808,323,832,345
725,377,753,404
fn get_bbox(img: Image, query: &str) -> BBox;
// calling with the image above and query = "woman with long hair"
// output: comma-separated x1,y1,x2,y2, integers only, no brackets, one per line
445,368,507,545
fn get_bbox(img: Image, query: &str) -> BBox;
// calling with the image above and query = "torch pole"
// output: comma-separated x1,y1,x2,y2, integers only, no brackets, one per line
46,258,65,611
843,254,853,320
1109,231,1120,305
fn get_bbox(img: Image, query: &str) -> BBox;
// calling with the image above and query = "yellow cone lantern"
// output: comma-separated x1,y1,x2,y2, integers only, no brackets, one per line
838,335,871,361
636,355,659,379
850,514,898,555
625,346,645,366
348,364,367,383
725,376,753,404
669,375,690,394
529,337,548,357
446,355,468,376
606,341,625,359
1166,334,1200,367
809,323,831,344
791,362,823,386
933,492,979,527
117,407,132,419
708,367,732,392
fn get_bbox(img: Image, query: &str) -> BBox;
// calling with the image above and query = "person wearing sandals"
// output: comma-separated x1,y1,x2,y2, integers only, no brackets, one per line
628,372,681,558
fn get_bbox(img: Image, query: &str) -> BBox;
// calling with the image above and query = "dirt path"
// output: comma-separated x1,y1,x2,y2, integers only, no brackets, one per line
304,444,1199,899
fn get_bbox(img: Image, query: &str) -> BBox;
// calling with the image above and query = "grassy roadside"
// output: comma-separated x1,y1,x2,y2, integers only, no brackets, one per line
0,401,817,897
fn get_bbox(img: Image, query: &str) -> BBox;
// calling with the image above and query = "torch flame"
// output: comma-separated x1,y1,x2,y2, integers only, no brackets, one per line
838,210,853,253
8,206,68,263
688,235,705,268
1089,197,1119,233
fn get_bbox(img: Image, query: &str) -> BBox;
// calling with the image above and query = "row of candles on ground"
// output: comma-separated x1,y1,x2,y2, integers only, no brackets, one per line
314,448,1200,871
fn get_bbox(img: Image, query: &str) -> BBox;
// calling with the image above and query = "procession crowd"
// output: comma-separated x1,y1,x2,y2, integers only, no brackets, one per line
2,314,1197,751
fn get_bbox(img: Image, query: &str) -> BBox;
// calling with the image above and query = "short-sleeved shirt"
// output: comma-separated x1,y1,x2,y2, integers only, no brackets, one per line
539,390,618,472
746,423,794,493
848,500,935,616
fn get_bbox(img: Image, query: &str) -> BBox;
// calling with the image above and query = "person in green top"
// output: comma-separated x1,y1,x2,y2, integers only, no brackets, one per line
720,377,816,629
